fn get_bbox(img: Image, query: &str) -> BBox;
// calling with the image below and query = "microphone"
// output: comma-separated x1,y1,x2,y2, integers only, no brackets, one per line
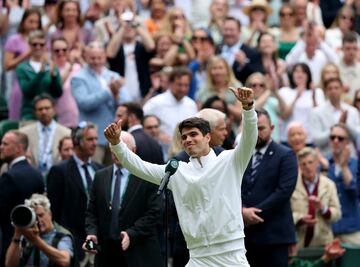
157,159,179,195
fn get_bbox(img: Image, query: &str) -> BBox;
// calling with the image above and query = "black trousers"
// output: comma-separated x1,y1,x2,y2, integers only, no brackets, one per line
245,240,289,267
95,240,127,267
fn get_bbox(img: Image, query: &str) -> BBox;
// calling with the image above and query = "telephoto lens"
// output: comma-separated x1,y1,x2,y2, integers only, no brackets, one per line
10,205,36,228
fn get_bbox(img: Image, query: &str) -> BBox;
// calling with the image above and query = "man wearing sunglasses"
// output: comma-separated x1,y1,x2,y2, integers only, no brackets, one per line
310,77,360,157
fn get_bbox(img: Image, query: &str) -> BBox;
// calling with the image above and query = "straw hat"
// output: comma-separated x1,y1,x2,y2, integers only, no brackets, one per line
243,0,273,16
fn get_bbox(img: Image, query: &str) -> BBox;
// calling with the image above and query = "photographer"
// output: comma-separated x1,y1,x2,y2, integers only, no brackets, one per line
5,194,75,267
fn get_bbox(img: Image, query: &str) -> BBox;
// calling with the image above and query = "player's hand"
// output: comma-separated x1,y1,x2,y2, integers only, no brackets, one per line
104,120,122,145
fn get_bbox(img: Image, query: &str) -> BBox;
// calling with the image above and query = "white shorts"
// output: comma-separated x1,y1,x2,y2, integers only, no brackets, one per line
185,249,250,267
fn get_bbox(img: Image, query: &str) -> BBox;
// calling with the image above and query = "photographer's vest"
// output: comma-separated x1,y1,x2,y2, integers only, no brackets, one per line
20,222,78,267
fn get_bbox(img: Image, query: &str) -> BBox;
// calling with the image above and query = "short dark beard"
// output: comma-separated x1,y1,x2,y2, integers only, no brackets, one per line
256,138,268,150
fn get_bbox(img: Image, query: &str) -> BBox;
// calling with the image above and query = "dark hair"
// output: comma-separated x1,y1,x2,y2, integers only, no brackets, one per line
256,108,272,125
202,95,229,115
257,32,278,70
71,121,97,146
353,88,360,107
289,63,312,89
56,0,83,29
330,123,350,138
178,117,211,136
224,16,241,30
33,94,55,110
8,130,29,151
142,115,161,125
342,31,358,45
169,66,192,82
324,77,343,89
18,8,42,34
122,102,144,121
58,136,72,152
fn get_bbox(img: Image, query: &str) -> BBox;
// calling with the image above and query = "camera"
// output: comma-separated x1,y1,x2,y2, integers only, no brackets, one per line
10,205,36,228
85,239,101,252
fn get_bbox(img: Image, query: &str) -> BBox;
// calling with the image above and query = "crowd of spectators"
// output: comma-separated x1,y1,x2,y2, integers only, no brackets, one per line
1,0,360,266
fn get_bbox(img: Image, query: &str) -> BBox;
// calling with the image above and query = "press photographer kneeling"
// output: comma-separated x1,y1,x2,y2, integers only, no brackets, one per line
5,194,76,267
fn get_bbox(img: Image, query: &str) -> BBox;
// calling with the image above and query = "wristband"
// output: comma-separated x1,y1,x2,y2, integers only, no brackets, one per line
242,101,254,110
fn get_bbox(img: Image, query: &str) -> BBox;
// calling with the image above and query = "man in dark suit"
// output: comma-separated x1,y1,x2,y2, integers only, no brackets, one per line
0,131,44,266
220,16,264,84
242,109,298,267
47,122,103,265
114,102,163,164
84,131,162,267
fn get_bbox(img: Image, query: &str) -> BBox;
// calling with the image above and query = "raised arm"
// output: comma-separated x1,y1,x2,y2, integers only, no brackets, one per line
104,121,165,185
229,87,258,174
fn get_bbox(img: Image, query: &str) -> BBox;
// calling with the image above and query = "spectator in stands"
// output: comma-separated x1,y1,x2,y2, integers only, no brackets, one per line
51,37,81,128
208,0,229,45
149,32,178,71
160,7,195,65
144,0,167,35
106,10,155,102
47,122,103,266
5,194,75,267
0,130,44,266
325,5,358,56
310,77,360,157
4,8,42,119
279,63,325,144
246,72,286,143
58,136,74,161
270,3,300,60
19,94,71,175
94,0,136,45
188,28,216,100
142,115,170,161
16,30,63,120
257,32,289,89
287,122,308,155
49,0,94,64
286,22,339,86
241,0,272,47
291,147,341,248
71,42,128,164
197,56,242,120
327,124,360,246
293,0,324,29
339,31,360,103
319,63,340,90
114,102,164,164
220,16,264,84
143,66,197,139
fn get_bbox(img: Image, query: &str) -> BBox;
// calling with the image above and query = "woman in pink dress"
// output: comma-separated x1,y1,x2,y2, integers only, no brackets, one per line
4,8,42,119
51,37,81,128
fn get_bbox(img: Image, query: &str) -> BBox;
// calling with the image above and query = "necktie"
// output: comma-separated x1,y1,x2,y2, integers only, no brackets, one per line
82,163,93,195
110,169,122,239
250,151,263,183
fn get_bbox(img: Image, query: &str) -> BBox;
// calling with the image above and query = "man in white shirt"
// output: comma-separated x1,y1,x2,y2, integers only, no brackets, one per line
105,87,257,267
310,77,360,156
143,66,198,138
286,22,338,85
339,31,360,103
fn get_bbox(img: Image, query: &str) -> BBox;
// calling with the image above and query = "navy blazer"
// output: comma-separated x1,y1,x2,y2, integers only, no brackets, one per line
130,128,164,164
232,44,264,84
85,166,162,266
46,156,103,260
0,160,44,265
242,141,297,245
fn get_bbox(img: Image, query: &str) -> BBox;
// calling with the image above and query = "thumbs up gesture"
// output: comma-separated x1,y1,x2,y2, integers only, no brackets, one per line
104,120,122,145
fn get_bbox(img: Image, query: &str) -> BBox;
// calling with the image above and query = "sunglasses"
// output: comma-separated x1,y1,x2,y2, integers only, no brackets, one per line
250,83,265,88
330,135,347,142
280,12,294,17
192,36,208,42
53,48,68,54
31,42,46,48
